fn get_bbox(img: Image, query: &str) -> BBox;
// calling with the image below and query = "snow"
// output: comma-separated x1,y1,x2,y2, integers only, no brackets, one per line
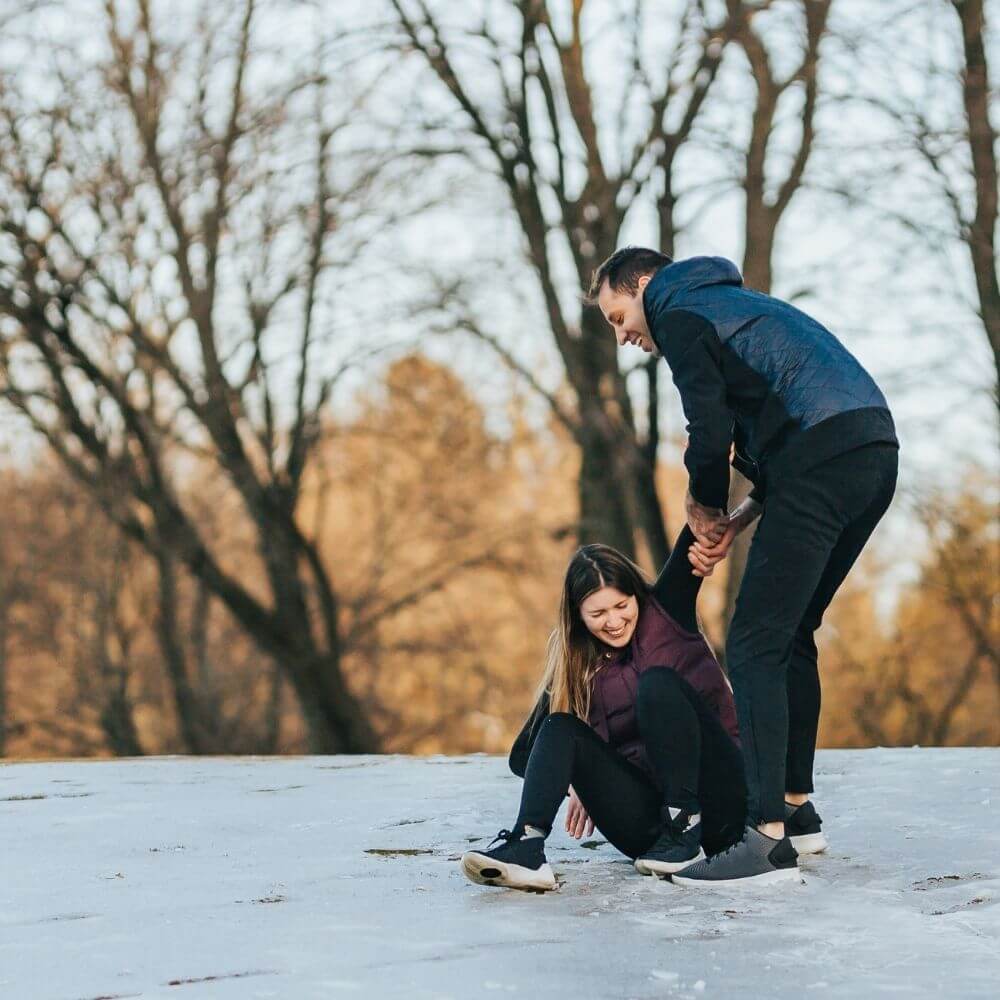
2,748,998,999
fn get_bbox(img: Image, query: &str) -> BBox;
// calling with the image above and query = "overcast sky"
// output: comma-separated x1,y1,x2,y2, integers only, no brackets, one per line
2,0,997,585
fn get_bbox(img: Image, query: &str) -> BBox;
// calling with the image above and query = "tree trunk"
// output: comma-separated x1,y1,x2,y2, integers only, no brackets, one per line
952,0,1000,425
154,550,213,754
578,427,636,557
0,599,7,757
99,670,144,757
722,225,777,637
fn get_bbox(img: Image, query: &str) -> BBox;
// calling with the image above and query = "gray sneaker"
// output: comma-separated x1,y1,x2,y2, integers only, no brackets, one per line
672,827,802,888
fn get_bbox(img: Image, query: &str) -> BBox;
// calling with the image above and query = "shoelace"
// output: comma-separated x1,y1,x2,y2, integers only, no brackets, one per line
487,828,520,849
702,828,749,866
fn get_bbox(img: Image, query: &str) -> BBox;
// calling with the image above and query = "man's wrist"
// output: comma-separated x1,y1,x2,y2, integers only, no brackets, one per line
686,490,727,519
732,498,762,531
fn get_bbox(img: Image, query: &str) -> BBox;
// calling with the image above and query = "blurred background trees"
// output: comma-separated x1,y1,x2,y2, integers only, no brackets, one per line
0,0,996,757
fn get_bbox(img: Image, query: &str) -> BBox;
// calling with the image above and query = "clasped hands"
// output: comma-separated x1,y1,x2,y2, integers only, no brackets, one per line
685,491,755,578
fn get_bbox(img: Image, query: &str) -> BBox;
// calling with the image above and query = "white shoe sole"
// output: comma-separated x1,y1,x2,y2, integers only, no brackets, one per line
634,848,706,876
672,865,803,888
789,831,828,854
460,851,557,892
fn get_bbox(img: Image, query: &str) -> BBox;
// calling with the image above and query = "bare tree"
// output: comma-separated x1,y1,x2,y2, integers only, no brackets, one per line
387,0,742,564
826,0,998,425
716,0,835,633
951,0,999,418
0,0,390,752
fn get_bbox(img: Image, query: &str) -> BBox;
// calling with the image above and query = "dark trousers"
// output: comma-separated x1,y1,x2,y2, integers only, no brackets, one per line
514,668,747,858
727,443,898,823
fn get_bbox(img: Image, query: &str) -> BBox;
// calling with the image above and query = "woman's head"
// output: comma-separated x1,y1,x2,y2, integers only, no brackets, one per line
569,544,647,649
539,544,651,718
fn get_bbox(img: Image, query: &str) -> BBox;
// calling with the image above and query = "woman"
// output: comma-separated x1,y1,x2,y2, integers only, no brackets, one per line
460,525,824,892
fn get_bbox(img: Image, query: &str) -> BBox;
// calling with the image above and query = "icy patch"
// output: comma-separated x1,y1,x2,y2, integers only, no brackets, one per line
1,748,998,999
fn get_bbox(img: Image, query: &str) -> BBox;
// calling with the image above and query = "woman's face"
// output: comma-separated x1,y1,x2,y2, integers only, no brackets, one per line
579,586,639,648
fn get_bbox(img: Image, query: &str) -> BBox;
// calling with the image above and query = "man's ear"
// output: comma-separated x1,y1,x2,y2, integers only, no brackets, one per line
637,274,651,292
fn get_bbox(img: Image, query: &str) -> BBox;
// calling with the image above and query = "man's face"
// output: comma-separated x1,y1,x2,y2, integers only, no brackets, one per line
596,274,658,355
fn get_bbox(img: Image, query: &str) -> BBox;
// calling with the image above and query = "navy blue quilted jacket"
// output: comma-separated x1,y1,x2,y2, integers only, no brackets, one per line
643,256,898,508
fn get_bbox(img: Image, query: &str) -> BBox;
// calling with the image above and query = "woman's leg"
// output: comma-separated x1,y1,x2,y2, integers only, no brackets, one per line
636,667,701,812
636,667,747,856
515,712,662,859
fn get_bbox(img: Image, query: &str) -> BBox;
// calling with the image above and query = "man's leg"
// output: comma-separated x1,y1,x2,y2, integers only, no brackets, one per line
785,445,898,797
726,481,846,827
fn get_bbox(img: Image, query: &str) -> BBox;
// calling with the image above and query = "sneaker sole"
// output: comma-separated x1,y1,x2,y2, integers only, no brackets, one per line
460,851,557,892
789,832,828,854
634,848,706,876
672,866,803,888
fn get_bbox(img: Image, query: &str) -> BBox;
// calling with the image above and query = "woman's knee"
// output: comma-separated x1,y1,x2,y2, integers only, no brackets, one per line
637,666,684,703
539,711,588,737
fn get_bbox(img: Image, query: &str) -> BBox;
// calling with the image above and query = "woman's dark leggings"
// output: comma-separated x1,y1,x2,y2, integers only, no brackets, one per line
513,667,747,858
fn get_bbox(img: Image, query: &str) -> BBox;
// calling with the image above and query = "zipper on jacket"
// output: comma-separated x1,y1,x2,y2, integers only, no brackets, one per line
734,442,761,483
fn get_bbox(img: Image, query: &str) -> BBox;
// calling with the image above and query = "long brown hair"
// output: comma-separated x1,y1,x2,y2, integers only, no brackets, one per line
536,543,652,719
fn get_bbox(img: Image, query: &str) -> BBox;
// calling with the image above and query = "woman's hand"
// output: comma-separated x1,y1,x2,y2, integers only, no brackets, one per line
688,498,762,577
565,785,595,839
688,521,738,577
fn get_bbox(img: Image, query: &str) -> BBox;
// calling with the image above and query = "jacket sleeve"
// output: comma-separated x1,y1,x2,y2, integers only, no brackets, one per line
652,309,733,510
508,690,550,778
650,524,702,634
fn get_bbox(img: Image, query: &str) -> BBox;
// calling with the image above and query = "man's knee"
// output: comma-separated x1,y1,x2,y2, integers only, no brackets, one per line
727,619,796,678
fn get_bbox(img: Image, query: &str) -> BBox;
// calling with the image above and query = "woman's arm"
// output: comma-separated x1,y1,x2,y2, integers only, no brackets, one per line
650,524,702,634
508,690,550,777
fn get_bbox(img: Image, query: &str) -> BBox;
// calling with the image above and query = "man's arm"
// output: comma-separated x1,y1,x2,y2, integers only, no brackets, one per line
653,309,733,508
652,309,734,527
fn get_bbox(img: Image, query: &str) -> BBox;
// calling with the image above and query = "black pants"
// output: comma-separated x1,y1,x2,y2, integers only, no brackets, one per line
513,668,747,858
728,443,898,823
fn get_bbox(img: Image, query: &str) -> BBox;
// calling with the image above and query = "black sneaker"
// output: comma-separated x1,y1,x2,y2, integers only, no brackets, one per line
672,827,802,888
460,827,556,892
785,800,828,854
634,807,706,876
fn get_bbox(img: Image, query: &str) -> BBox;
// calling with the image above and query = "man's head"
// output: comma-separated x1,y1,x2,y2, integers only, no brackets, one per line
587,246,673,354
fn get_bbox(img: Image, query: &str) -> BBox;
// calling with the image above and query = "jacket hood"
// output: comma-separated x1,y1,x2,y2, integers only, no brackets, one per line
643,256,743,325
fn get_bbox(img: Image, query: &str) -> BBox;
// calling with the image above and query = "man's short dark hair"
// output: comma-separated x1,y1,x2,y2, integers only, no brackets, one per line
586,246,673,303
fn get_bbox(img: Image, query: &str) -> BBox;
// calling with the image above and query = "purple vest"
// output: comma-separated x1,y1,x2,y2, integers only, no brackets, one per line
587,595,739,781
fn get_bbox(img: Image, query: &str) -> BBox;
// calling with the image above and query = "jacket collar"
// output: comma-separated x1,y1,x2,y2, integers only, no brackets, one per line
642,256,743,330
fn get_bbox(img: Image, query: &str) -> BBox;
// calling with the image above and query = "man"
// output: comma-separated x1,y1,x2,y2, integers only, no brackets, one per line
590,247,898,887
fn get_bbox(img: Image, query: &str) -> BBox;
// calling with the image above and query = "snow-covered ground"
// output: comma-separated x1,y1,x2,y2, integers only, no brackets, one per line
2,749,998,1000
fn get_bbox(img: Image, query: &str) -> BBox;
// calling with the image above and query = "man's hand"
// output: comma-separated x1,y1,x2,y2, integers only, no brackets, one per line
685,491,728,546
687,497,763,577
565,785,595,840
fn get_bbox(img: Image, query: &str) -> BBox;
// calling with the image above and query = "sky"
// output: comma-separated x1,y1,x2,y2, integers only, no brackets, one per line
2,0,998,588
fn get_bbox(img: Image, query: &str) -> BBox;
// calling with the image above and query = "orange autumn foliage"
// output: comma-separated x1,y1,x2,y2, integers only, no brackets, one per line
1,356,996,758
